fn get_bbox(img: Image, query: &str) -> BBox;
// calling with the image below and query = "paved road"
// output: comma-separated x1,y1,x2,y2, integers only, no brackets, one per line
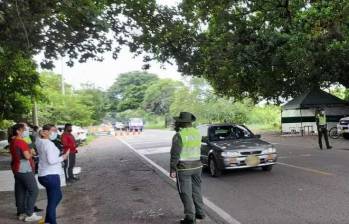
121,130,349,224
1,136,209,224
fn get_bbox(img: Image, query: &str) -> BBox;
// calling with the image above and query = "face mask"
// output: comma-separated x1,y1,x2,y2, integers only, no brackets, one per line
22,130,30,138
49,132,58,141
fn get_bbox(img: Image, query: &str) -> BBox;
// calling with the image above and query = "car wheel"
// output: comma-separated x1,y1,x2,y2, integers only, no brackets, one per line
329,127,339,139
262,165,273,171
209,157,222,177
343,133,349,140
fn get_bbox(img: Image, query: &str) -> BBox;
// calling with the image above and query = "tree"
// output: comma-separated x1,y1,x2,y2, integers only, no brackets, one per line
37,72,94,126
108,71,158,111
0,50,39,121
0,0,164,122
331,86,349,100
143,79,183,115
76,83,108,124
135,1,349,101
0,0,161,68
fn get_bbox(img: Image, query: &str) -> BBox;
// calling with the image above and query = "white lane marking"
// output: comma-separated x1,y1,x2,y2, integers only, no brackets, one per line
130,143,171,147
123,140,171,144
119,138,241,224
137,147,171,155
277,162,334,176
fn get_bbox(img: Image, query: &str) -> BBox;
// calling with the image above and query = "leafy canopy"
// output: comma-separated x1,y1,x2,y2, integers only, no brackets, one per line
0,0,160,68
143,79,183,115
108,71,159,112
136,0,349,101
0,50,39,121
37,72,107,126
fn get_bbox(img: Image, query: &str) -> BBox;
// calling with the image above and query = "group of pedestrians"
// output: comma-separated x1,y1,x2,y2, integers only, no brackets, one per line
9,123,78,224
5,110,333,224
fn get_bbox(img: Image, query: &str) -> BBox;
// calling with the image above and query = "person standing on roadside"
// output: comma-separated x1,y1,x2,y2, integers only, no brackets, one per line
30,126,40,144
9,123,42,222
36,124,70,224
170,112,205,224
61,123,78,183
316,108,332,150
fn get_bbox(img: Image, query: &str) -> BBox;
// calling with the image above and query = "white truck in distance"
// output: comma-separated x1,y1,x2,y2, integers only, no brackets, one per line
128,118,144,132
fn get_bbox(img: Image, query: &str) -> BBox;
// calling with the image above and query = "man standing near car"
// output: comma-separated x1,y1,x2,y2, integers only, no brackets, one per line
61,124,78,183
170,112,205,224
316,108,332,150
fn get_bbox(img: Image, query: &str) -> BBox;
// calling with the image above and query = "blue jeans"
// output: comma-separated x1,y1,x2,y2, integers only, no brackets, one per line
38,175,62,224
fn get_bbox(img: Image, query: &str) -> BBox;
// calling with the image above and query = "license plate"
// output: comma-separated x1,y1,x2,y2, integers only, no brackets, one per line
246,155,260,166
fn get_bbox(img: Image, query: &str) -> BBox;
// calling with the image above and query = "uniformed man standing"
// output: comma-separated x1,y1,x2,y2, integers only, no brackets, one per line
315,108,332,150
170,112,205,224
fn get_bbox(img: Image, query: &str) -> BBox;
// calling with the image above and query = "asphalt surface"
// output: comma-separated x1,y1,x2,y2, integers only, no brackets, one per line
0,136,215,224
121,130,349,224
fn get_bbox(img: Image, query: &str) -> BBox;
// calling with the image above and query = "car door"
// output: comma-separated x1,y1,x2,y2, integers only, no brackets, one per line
198,125,210,165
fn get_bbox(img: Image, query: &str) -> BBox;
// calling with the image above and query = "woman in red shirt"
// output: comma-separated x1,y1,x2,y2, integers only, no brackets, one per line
9,123,42,222
61,123,78,183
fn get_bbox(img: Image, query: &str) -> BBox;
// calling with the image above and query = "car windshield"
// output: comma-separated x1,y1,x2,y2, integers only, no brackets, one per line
209,125,254,141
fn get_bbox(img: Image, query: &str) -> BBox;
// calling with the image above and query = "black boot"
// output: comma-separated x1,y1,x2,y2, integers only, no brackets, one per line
195,214,206,220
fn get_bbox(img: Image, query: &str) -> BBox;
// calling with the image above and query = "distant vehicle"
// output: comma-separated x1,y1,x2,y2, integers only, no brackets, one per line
0,129,9,150
128,118,144,132
329,116,349,139
96,124,114,136
57,125,88,143
114,122,126,130
198,124,278,177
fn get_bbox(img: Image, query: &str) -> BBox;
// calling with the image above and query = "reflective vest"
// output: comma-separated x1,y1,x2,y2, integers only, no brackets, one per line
23,137,32,144
179,127,201,162
23,136,34,149
317,114,327,126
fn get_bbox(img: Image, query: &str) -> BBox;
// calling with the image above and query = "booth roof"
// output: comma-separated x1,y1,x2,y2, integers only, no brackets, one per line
282,89,349,110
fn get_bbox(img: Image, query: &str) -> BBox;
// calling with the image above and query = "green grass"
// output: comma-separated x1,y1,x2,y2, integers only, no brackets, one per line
81,135,97,146
247,123,281,133
145,124,168,129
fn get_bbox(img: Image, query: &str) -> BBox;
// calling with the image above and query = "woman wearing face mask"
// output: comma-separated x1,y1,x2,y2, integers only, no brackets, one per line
36,124,69,224
9,123,42,222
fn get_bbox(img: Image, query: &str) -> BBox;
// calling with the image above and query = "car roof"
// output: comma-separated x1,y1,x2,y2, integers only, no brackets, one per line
198,123,239,127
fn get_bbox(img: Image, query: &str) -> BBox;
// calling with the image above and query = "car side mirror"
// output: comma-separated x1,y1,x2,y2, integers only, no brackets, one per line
202,136,209,143
254,134,261,139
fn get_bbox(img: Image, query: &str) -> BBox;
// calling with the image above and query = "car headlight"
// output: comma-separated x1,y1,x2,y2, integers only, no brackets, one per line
221,151,240,157
266,146,276,154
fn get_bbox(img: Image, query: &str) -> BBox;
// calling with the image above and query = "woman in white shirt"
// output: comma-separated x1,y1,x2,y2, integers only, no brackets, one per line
36,124,69,224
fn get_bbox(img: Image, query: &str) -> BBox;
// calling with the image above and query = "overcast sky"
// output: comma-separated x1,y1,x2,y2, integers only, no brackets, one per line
35,0,182,90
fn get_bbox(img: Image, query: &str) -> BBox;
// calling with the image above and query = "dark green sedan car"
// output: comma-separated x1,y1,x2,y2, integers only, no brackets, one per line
198,124,277,177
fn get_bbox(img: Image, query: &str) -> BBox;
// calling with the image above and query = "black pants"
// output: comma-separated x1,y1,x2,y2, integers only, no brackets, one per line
318,127,331,149
14,172,39,216
64,153,76,180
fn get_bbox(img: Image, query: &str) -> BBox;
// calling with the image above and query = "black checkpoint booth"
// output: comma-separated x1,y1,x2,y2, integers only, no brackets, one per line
281,89,349,135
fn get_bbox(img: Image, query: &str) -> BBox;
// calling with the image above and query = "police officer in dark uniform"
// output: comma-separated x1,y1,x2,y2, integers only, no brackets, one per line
315,108,332,150
170,112,205,224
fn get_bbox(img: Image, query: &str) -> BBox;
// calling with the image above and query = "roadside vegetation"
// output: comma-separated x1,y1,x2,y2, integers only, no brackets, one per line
1,70,347,133
0,71,108,130
106,72,281,132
